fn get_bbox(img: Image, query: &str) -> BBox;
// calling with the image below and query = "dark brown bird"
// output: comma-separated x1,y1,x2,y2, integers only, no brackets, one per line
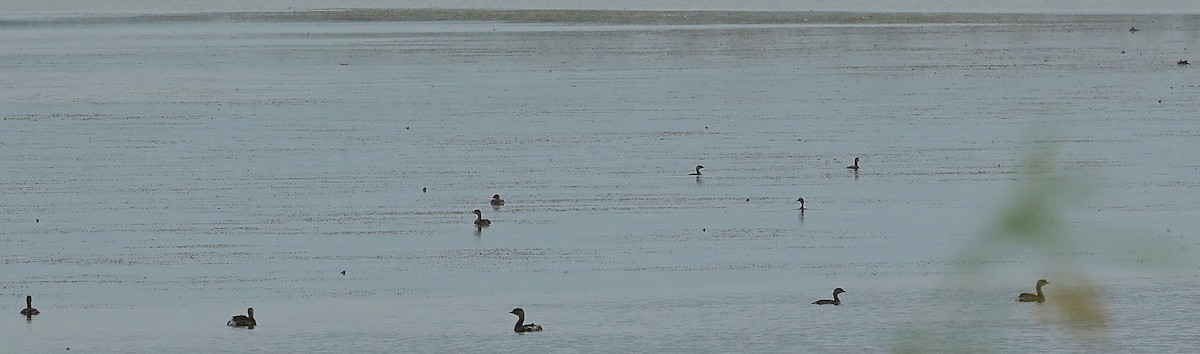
227,307,256,327
510,308,543,333
473,209,491,226
1017,279,1049,303
812,288,846,305
20,295,39,316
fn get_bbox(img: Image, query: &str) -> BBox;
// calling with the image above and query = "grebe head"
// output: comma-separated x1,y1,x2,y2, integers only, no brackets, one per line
510,308,525,316
493,194,501,199
26,295,32,305
247,308,254,318
473,209,483,215
1036,279,1049,286
796,197,805,203
833,288,845,295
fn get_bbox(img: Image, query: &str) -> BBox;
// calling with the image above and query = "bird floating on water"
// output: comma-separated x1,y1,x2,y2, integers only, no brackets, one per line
689,165,704,176
1017,279,1050,303
510,307,543,333
812,288,846,305
796,197,806,210
228,307,256,327
1129,27,1139,32
20,295,39,316
490,194,505,206
846,157,860,170
473,209,491,226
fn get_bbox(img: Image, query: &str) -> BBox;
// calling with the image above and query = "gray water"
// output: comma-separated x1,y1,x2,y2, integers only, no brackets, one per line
3,0,1200,16
3,10,1200,353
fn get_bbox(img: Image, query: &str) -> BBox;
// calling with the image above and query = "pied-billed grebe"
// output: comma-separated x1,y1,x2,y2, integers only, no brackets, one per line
228,307,256,327
796,197,806,210
1129,27,1139,32
19,295,39,316
1017,279,1049,303
812,288,845,305
473,209,491,226
689,165,704,176
846,157,860,170
510,307,543,333
490,194,505,206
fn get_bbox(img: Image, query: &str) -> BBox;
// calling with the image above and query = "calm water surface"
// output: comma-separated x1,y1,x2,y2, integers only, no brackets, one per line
2,10,1200,353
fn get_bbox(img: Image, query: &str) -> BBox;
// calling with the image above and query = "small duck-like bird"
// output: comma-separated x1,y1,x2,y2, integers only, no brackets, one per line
1129,27,1139,32
796,197,806,210
20,295,39,316
473,209,491,226
510,307,543,333
846,157,860,170
1178,60,1190,65
490,194,505,206
812,288,846,305
1017,279,1049,303
227,307,256,327
689,165,704,176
